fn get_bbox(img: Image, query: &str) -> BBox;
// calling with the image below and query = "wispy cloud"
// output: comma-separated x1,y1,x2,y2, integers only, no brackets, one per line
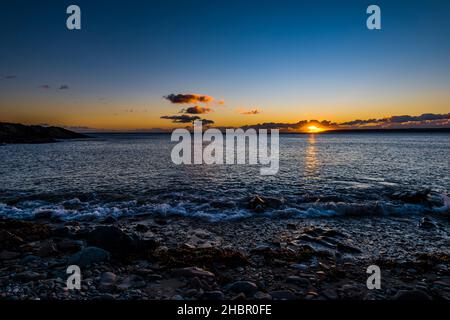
4,75,17,79
239,108,261,115
161,115,202,123
59,85,69,90
38,85,51,90
160,114,215,125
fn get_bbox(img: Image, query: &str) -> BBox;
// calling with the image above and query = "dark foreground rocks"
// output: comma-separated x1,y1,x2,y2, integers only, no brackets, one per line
0,215,449,300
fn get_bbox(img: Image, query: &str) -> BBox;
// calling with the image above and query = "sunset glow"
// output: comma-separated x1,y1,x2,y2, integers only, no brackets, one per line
306,125,325,133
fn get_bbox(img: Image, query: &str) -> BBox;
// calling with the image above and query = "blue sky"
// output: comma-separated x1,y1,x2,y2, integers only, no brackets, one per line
1,0,449,129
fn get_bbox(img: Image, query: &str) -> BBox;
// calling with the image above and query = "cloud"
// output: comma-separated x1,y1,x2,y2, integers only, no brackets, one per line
161,114,215,125
181,106,212,114
4,75,17,79
59,85,69,90
340,119,380,126
201,119,215,126
38,85,51,90
161,115,201,123
340,113,450,128
239,108,261,115
240,120,337,131
164,93,216,104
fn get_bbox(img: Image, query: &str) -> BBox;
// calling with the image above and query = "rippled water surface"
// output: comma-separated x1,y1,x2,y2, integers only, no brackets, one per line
1,133,449,220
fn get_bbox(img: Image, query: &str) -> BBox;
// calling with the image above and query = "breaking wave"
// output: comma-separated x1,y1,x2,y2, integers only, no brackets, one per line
0,192,448,222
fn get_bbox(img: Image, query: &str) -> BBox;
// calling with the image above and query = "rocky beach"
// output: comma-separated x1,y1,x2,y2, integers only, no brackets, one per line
1,209,449,300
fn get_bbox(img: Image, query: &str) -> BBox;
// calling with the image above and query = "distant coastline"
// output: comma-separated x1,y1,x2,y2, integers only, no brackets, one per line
84,127,450,135
0,122,89,144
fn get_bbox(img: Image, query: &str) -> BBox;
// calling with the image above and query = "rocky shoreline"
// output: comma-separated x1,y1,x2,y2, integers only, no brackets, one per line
0,214,449,300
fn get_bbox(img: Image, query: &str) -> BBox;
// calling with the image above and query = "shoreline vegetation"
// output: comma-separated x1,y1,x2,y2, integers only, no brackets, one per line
0,122,88,144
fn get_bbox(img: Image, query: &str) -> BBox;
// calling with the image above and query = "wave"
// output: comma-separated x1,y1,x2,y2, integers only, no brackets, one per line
0,193,448,222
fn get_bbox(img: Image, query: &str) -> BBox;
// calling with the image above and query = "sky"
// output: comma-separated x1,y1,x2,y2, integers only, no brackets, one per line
0,0,449,131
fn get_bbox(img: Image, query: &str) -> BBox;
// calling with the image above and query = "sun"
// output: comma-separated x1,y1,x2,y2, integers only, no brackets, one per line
306,125,324,133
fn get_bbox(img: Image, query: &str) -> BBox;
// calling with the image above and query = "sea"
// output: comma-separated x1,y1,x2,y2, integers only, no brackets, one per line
1,132,449,221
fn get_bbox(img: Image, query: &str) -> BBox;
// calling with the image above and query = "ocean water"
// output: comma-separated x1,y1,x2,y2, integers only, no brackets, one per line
0,133,449,221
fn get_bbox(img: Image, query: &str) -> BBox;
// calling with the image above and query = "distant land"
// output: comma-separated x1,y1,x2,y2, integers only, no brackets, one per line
312,128,450,134
0,122,88,144
84,127,450,134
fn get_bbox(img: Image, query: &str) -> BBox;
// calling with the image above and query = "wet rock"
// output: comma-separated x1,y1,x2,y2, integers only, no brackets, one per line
254,291,272,300
247,195,284,212
36,240,58,257
135,224,149,232
202,291,225,300
391,189,431,204
57,239,83,253
228,281,258,297
81,226,136,255
269,290,297,300
248,195,266,210
286,276,310,288
231,293,247,300
14,271,47,282
52,226,72,237
419,217,436,229
0,220,52,242
394,289,432,300
117,275,146,290
322,289,338,300
0,250,20,260
68,246,110,267
99,272,117,290
211,201,235,209
20,255,40,264
290,263,308,271
81,225,158,257
0,230,24,250
34,210,54,220
172,267,215,278
100,216,117,224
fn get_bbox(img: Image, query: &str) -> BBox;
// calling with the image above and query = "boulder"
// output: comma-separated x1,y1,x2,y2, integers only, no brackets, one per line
68,246,110,267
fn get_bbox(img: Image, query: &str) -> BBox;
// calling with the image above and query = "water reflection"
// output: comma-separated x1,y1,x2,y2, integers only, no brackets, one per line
305,134,319,176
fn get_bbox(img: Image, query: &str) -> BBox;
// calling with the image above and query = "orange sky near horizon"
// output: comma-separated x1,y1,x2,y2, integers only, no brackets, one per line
1,89,449,131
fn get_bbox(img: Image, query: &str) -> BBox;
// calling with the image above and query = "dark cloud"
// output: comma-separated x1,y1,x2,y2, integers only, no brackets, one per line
340,113,450,127
161,114,215,125
161,115,201,123
239,108,261,115
202,119,215,126
164,93,215,104
38,85,51,90
59,85,69,90
241,120,307,130
388,113,450,123
240,120,337,131
4,75,17,79
181,106,212,114
340,119,380,126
